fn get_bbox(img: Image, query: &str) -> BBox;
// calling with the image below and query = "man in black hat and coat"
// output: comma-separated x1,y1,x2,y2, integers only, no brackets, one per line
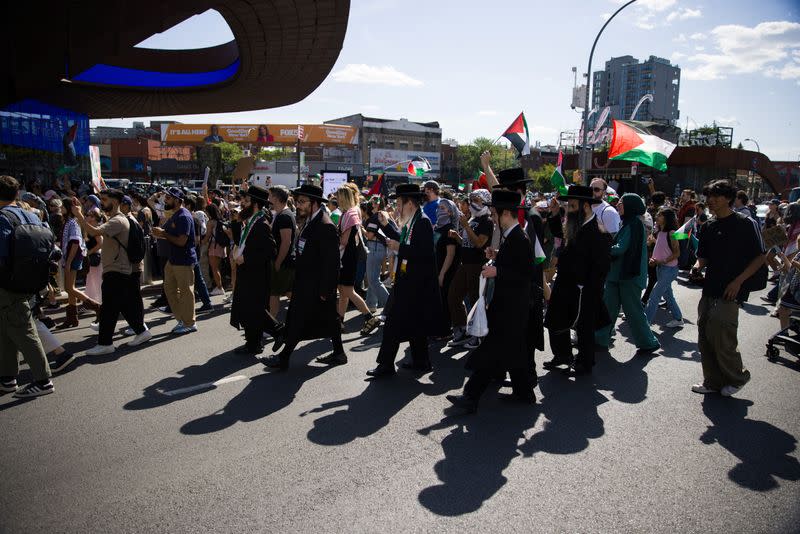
262,185,346,370
366,183,442,377
490,165,546,386
229,185,282,355
544,184,612,376
447,189,536,413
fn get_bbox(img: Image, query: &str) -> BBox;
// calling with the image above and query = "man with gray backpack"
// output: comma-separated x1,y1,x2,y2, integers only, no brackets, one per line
0,175,56,398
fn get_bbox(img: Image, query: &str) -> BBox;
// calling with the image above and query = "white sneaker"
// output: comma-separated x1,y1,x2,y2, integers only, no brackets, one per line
90,322,100,332
209,287,225,296
666,319,685,328
124,327,135,336
691,383,718,394
128,329,153,347
86,344,115,356
173,324,197,335
223,294,233,304
721,383,746,397
170,321,184,333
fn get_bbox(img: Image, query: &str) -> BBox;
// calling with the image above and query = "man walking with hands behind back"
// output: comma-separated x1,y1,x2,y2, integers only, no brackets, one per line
152,187,197,335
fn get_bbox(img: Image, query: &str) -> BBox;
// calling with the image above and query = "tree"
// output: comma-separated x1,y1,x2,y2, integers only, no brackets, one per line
528,164,556,193
456,137,518,182
216,142,244,182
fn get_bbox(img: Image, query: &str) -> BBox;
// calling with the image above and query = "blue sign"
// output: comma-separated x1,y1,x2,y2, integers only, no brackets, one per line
0,99,89,155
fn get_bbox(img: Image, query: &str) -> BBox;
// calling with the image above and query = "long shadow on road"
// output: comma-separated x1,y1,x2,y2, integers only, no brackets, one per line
700,395,800,491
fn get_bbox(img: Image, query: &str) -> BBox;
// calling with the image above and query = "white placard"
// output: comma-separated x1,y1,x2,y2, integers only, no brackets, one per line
322,171,349,198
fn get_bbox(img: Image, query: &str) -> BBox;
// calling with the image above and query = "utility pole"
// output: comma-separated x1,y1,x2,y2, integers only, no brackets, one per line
580,0,638,185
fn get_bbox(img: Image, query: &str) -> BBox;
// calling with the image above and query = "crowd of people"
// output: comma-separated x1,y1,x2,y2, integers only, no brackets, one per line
0,156,775,412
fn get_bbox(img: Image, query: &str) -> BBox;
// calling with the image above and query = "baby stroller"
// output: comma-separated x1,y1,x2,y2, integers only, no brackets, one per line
765,257,800,361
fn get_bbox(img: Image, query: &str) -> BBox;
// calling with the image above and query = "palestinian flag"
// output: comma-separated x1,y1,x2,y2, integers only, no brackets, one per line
609,120,677,172
672,219,693,240
502,112,531,157
407,157,431,177
473,171,488,190
550,150,568,195
367,173,384,196
533,234,546,265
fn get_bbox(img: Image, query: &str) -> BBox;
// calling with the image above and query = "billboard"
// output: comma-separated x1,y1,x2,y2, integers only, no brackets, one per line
370,149,440,173
161,123,359,146
0,99,89,155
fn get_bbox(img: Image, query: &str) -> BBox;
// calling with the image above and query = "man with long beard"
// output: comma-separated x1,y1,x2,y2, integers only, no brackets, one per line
543,185,612,376
261,184,345,370
366,183,442,378
229,185,283,355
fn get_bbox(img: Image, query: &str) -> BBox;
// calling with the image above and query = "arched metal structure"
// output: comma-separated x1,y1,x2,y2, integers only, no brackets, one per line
2,1,350,118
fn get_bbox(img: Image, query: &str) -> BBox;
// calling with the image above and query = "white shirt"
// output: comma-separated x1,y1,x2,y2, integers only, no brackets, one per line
592,201,621,234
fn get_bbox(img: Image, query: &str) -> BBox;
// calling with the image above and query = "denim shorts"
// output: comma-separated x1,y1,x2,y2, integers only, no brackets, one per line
69,256,84,271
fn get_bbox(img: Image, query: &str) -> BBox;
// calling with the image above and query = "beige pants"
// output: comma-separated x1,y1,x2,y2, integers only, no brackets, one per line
697,296,751,389
164,262,195,327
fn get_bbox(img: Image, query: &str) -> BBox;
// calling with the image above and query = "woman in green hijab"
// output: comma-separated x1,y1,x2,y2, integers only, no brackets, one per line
595,193,660,353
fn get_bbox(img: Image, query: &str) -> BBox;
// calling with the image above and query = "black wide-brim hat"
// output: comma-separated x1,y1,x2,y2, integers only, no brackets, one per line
497,167,532,187
388,183,426,200
291,184,327,203
486,189,522,210
246,185,271,204
559,184,602,204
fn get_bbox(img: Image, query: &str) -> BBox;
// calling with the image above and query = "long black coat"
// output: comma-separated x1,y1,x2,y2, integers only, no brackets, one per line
523,208,545,351
469,224,534,371
545,215,612,332
381,209,442,339
284,209,340,343
230,215,275,331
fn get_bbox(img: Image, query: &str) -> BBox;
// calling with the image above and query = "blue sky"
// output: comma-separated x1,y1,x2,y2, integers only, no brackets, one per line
94,0,800,161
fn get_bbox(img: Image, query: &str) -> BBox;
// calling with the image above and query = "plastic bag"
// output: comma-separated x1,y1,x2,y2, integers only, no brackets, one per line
466,275,489,338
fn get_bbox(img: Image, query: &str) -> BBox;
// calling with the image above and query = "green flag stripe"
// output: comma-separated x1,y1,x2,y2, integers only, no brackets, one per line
610,148,669,172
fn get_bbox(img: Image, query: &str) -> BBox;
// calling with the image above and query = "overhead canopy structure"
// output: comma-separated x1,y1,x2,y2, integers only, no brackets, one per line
2,1,350,118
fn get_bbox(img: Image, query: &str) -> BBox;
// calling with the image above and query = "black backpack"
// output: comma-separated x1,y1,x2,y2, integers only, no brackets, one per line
114,215,146,264
0,208,55,294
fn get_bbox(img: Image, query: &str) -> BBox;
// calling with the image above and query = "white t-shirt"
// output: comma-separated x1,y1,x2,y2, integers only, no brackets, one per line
593,201,621,234
193,210,208,237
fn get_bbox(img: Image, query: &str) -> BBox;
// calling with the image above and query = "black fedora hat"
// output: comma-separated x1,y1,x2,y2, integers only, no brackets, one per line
496,167,532,187
291,184,327,203
245,185,270,204
388,183,426,200
559,184,602,204
486,189,522,210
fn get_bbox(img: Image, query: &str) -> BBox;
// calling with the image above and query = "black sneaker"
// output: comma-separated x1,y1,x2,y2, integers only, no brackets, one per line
50,352,76,373
13,380,54,398
198,303,214,313
316,352,348,366
0,377,18,394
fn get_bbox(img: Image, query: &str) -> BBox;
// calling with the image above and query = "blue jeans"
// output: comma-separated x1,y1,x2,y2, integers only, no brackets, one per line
365,241,389,308
645,264,682,322
193,262,211,306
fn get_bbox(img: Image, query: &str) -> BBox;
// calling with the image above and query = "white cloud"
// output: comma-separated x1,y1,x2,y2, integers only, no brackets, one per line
667,7,702,22
673,33,687,42
634,0,677,12
690,32,706,40
695,46,705,51
331,64,423,87
477,110,498,116
636,20,656,30
683,21,800,81
601,12,611,20
671,51,687,61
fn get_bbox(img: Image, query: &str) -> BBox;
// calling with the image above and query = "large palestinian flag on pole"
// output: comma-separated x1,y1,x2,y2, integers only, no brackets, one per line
502,112,531,156
609,120,677,172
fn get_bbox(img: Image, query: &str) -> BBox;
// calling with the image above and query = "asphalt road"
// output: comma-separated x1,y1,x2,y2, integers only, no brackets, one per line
1,277,799,533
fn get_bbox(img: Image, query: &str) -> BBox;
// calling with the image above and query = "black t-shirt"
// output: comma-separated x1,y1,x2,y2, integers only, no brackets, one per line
363,213,387,246
697,212,764,301
436,226,461,275
460,215,494,264
272,208,297,268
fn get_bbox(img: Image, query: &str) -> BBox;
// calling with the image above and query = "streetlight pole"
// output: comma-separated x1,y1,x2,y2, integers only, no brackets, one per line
743,138,760,153
580,0,638,184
